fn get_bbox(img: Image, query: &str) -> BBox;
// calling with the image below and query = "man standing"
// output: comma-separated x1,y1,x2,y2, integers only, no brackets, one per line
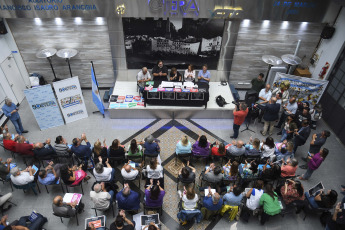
152,60,168,81
251,73,265,93
197,64,211,84
257,97,280,136
293,120,311,154
258,84,272,105
231,102,248,139
2,98,28,135
275,97,298,129
137,67,151,94
295,107,312,128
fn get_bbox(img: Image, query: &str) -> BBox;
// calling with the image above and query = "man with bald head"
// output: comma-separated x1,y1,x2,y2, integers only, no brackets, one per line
201,187,223,220
256,96,280,136
121,161,139,181
2,133,19,152
15,135,34,156
33,138,56,159
137,67,152,94
90,182,114,211
228,140,245,157
116,183,140,211
258,84,272,105
52,195,84,217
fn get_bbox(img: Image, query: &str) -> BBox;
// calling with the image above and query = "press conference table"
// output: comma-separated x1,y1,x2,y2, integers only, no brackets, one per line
143,80,210,108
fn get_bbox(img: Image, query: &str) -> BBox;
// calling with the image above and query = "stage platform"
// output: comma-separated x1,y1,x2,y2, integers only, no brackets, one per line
108,81,235,119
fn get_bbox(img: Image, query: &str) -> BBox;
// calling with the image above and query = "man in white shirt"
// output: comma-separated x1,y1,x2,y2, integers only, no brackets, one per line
10,166,34,186
90,182,114,211
258,84,272,104
93,159,115,182
137,67,151,94
121,162,139,180
275,96,298,129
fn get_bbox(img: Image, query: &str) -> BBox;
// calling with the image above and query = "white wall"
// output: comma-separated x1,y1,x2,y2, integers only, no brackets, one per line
310,7,345,80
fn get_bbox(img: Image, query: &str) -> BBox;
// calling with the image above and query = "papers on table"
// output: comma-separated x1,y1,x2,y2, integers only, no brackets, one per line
63,193,82,205
204,189,216,196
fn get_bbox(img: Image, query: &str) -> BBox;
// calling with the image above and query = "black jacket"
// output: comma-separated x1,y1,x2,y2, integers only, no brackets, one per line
257,103,280,121
294,126,311,146
33,144,56,159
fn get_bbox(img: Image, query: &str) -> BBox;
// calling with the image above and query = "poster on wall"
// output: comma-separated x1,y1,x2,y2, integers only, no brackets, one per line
273,73,329,106
23,85,64,130
123,18,225,70
53,76,88,123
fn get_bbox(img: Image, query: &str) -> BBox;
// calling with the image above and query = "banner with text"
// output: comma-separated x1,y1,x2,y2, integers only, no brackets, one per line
53,76,88,123
24,84,64,130
273,73,328,106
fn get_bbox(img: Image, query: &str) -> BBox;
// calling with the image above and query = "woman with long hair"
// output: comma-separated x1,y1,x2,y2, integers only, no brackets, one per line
108,139,125,158
184,64,195,82
127,139,143,157
175,136,192,155
281,179,305,205
242,160,259,178
92,139,108,165
279,115,297,142
60,164,89,186
259,183,281,225
145,179,165,207
261,137,275,161
145,158,164,188
299,148,328,180
223,160,239,180
192,135,210,157
178,185,199,211
211,141,226,161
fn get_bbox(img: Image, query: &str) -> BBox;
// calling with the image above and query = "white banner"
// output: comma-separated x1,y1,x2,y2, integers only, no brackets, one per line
53,76,88,123
23,85,64,130
273,73,329,105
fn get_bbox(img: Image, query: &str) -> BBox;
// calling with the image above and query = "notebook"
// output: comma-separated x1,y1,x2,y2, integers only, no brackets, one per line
85,215,106,229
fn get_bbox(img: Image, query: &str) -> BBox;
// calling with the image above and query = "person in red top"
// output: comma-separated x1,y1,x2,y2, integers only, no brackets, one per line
15,136,34,156
280,158,298,177
2,133,18,152
211,141,226,161
231,102,249,139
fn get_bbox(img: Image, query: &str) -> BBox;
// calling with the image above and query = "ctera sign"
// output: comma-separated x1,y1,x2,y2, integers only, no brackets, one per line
149,0,199,15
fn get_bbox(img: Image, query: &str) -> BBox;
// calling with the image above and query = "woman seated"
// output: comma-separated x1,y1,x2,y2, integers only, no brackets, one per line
260,137,275,162
280,158,298,178
223,185,243,206
259,183,281,225
184,64,195,82
192,135,210,157
169,67,182,82
145,179,165,207
54,135,71,156
144,135,160,156
223,160,239,180
244,138,261,157
280,179,305,205
211,141,226,161
246,180,264,210
275,141,294,162
306,189,338,209
127,139,143,158
108,139,125,158
145,158,164,188
60,164,89,186
241,160,259,178
175,136,192,155
92,139,108,165
178,161,196,183
178,185,199,210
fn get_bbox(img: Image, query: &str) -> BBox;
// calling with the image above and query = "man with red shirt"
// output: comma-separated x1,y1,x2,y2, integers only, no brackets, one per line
2,133,18,152
15,136,34,156
231,102,249,139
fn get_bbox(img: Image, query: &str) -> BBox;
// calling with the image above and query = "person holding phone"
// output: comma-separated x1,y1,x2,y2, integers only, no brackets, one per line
2,98,28,135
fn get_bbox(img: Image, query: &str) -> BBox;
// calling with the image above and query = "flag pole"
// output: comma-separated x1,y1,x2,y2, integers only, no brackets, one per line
91,61,105,118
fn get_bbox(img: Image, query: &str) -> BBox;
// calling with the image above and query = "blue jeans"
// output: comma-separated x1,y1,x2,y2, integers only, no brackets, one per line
11,117,24,135
17,213,47,230
281,128,288,142
233,124,240,138
139,86,144,94
303,167,315,180
108,190,115,206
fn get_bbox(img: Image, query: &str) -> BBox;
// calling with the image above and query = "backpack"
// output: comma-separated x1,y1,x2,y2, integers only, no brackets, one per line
216,95,228,107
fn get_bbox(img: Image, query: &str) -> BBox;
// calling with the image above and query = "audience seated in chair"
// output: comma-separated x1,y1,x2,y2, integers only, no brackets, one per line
38,161,61,185
244,138,261,157
280,158,298,177
201,187,223,220
145,158,164,188
110,210,135,230
144,135,160,156
178,161,196,184
108,139,126,158
245,180,264,211
280,179,305,205
259,183,281,225
116,183,140,211
178,185,199,211
54,135,71,156
305,189,338,209
222,160,239,180
93,159,115,182
210,141,226,161
92,139,108,166
33,138,57,159
60,164,89,186
227,140,245,157
90,182,115,211
192,135,210,158
260,137,275,162
15,136,34,157
10,166,35,187
203,163,223,193
71,133,92,165
2,212,48,230
52,195,84,217
145,179,165,207
223,185,243,206
142,222,160,230
0,158,13,181
127,139,143,158
275,141,294,162
2,133,19,152
121,161,141,181
176,136,192,155
241,160,259,178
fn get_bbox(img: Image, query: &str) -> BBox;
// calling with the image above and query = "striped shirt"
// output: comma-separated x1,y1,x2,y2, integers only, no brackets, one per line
54,143,69,156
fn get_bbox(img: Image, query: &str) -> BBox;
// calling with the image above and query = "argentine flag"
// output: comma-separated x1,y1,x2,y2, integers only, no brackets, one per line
91,64,105,115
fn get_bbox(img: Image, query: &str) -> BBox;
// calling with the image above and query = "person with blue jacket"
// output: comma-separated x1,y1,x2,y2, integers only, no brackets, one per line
256,97,280,136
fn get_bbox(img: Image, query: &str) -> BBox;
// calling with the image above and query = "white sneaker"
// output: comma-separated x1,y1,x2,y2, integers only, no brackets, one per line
178,190,182,198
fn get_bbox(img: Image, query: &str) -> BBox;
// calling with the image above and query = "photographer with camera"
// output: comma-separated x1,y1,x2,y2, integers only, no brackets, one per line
231,102,248,139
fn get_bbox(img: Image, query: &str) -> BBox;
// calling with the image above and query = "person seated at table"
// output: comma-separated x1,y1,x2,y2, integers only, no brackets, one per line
127,139,143,158
0,158,13,181
15,135,34,157
2,133,19,152
241,160,259,178
145,158,164,188
175,136,192,155
38,161,61,185
201,187,223,220
280,158,298,177
192,135,210,157
110,210,135,230
145,179,165,207
93,159,115,182
116,183,140,211
144,135,160,156
246,180,264,211
224,185,243,206
121,161,140,181
3,212,48,230
184,64,195,82
197,64,210,84
280,179,305,205
60,164,89,186
227,140,245,158
244,138,261,157
169,67,182,82
54,135,71,156
10,166,35,186
52,195,84,217
178,161,196,183
260,137,275,162
90,182,115,211
93,139,108,166
276,141,294,162
210,141,226,161
222,160,239,180
137,67,152,94
71,133,92,166
33,138,57,159
178,185,199,211
108,139,125,159
259,183,281,225
152,60,168,81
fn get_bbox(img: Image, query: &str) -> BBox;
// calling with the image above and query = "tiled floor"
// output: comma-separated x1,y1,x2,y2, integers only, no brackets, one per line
0,90,344,230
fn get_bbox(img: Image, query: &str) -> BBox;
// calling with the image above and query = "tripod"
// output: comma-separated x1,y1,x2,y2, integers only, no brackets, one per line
241,107,256,133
